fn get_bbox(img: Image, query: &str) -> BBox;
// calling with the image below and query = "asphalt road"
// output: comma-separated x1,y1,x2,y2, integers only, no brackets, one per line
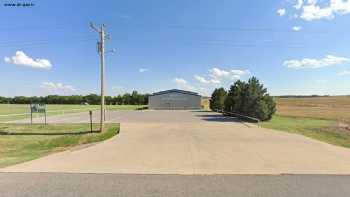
1,173,350,197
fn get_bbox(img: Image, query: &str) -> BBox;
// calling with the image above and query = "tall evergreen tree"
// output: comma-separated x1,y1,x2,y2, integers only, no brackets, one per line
224,77,276,121
209,88,227,111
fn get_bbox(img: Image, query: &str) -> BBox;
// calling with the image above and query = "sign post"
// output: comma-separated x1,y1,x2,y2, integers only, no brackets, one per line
30,104,33,125
89,110,93,133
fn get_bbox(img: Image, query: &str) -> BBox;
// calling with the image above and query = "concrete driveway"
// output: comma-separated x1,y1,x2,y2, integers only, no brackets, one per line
2,110,350,174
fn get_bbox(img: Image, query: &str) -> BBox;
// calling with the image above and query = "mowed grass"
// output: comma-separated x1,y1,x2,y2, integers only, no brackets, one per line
0,123,119,168
0,104,145,122
261,116,350,148
275,96,350,123
261,96,350,149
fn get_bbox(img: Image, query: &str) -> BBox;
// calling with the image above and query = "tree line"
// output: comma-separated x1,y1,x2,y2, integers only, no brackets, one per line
210,77,276,121
0,91,149,105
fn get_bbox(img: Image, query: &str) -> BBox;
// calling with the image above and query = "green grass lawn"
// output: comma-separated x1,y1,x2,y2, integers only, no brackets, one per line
0,123,119,168
261,115,350,149
0,104,146,122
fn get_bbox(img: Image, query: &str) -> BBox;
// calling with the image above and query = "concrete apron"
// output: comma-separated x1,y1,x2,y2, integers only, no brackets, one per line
2,121,350,174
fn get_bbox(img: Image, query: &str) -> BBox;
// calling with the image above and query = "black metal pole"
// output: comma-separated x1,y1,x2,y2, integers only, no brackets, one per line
90,111,93,133
30,104,32,125
104,109,106,121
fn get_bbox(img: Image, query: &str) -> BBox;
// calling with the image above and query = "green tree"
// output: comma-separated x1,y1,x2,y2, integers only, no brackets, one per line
12,96,30,104
114,95,123,105
131,91,139,105
84,94,100,105
0,97,10,104
209,88,227,111
0,91,150,105
105,96,113,105
224,77,276,121
122,93,132,105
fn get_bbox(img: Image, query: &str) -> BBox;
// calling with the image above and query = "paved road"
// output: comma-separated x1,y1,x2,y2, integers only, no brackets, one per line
2,110,350,174
1,173,350,197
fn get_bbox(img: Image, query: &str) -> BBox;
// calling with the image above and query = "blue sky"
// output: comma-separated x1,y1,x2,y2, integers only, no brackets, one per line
0,0,349,96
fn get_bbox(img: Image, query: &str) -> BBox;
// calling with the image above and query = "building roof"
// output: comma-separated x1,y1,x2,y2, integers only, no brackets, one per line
151,89,200,96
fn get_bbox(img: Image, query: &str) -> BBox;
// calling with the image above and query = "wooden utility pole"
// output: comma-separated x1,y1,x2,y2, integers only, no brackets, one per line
90,22,107,132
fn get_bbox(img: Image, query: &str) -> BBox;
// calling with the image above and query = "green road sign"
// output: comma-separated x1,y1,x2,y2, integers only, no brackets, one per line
30,104,47,125
30,104,46,113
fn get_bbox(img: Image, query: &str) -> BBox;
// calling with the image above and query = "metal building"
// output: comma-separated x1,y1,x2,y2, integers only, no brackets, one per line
148,89,202,110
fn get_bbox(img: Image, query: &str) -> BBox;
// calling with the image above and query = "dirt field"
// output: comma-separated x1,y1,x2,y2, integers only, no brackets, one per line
275,96,350,123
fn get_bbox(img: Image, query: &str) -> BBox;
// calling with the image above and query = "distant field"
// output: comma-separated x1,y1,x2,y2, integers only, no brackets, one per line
0,104,145,122
201,97,210,110
275,96,350,123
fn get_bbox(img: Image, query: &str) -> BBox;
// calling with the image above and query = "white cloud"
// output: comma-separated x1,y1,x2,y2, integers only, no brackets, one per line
230,69,251,75
173,78,187,85
173,78,196,91
277,8,286,16
299,0,350,21
294,0,304,10
209,68,232,80
338,70,350,76
194,75,221,84
332,0,350,14
292,26,302,31
194,67,250,84
209,67,250,82
284,55,349,69
194,75,210,84
41,82,76,93
4,51,52,69
301,3,334,20
172,67,250,95
139,68,148,73
210,79,221,84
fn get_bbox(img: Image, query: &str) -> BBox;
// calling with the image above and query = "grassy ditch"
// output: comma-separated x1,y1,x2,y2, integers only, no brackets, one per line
0,123,119,168
261,115,350,149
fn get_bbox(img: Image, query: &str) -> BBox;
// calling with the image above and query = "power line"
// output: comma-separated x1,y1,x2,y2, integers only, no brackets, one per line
0,22,86,31
0,24,308,49
110,23,329,34
0,39,96,48
0,22,328,34
0,38,306,49
0,34,95,44
0,35,96,48
184,41,305,48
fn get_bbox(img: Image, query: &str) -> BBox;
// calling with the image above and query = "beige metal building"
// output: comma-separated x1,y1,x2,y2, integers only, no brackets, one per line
148,89,201,110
